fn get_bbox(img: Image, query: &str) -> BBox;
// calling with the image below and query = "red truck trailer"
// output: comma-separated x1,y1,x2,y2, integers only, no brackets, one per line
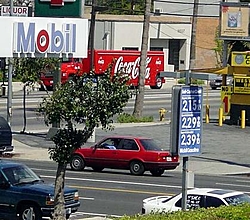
40,50,165,90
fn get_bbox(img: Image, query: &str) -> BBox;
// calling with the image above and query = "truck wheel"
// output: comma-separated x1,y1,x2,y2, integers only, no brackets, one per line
150,76,162,89
130,161,145,175
70,155,85,171
18,204,42,220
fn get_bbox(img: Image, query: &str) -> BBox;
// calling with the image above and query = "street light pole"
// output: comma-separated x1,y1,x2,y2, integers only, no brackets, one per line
7,0,14,125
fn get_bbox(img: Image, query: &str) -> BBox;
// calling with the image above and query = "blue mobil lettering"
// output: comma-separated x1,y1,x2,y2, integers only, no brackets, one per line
13,22,76,54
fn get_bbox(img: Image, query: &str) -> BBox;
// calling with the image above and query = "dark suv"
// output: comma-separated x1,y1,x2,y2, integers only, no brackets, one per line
0,159,80,220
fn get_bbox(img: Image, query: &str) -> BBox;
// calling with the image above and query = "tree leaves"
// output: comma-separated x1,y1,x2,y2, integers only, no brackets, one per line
38,65,131,164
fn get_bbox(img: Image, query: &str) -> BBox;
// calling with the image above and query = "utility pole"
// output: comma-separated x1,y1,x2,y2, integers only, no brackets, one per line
7,0,14,125
182,0,199,211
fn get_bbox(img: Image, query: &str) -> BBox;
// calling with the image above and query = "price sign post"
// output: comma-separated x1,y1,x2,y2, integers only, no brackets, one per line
179,86,203,156
179,86,203,210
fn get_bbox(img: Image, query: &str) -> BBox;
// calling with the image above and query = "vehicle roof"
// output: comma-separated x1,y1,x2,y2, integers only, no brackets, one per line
187,188,244,198
0,159,23,169
101,135,152,140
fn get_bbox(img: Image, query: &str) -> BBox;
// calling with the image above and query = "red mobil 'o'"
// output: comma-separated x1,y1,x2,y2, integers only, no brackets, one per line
36,30,50,53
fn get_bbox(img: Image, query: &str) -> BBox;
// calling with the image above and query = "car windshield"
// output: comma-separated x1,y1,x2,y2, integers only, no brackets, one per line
224,194,250,206
3,164,41,185
139,139,164,151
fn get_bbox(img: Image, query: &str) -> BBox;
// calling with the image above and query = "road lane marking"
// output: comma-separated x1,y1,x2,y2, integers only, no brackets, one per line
70,185,171,195
41,175,182,189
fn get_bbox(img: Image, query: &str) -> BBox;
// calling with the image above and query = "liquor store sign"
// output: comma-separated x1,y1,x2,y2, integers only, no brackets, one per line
234,76,250,94
0,17,88,58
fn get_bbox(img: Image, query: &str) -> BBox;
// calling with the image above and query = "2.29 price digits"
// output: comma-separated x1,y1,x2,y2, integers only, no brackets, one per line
181,116,201,129
180,133,201,146
182,99,201,112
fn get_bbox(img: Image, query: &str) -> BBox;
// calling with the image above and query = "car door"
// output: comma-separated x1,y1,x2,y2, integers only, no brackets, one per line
115,138,140,168
0,171,14,219
87,138,120,168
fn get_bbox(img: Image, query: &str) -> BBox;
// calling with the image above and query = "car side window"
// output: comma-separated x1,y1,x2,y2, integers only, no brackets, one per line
118,139,138,150
175,194,203,209
99,138,120,149
205,196,225,208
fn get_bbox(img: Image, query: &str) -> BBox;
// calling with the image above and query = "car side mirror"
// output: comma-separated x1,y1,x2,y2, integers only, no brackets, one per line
0,180,10,189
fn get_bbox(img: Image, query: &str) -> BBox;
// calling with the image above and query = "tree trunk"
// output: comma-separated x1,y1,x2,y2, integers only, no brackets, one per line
53,163,67,220
21,84,26,133
133,0,151,118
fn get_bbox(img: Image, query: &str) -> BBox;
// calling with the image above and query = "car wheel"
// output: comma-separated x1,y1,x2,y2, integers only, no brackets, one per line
18,204,42,220
150,76,162,89
211,87,217,90
70,155,85,171
150,169,164,177
92,167,104,172
130,161,145,175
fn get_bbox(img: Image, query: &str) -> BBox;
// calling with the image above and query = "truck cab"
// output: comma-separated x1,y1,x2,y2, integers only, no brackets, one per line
0,160,80,220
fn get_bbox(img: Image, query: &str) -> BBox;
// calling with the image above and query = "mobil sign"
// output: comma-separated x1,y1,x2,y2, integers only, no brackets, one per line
0,17,88,58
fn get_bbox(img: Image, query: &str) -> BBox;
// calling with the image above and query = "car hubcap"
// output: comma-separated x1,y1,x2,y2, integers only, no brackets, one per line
22,208,35,220
73,159,80,168
134,164,140,172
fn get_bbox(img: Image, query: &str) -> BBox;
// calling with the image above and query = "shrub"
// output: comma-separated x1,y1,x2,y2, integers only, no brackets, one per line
117,113,154,123
117,203,250,220
178,78,204,85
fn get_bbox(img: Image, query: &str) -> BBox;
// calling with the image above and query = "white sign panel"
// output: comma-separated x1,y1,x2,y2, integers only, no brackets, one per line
0,17,88,58
1,6,29,17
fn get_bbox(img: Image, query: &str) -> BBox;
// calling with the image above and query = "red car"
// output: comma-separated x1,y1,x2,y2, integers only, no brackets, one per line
70,136,179,176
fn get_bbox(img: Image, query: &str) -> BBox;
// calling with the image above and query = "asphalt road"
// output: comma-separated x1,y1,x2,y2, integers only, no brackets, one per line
10,159,250,219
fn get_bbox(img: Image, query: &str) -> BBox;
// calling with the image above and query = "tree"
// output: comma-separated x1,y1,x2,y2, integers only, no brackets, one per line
37,66,130,219
13,58,58,133
133,0,151,118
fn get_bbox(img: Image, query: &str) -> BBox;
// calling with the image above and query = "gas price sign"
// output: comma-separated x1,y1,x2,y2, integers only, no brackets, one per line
178,86,203,157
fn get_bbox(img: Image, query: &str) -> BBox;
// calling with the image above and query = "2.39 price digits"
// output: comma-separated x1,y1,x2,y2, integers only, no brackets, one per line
181,133,201,146
181,116,201,129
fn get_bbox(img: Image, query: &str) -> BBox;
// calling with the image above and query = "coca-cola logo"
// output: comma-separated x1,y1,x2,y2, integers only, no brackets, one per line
114,56,152,79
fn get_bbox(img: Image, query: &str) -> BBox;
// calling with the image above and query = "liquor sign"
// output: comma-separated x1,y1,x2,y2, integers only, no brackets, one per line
219,2,250,40
178,86,203,157
0,17,88,58
233,76,250,94
1,6,31,17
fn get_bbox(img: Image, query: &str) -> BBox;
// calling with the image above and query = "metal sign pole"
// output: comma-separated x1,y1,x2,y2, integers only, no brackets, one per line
7,0,13,125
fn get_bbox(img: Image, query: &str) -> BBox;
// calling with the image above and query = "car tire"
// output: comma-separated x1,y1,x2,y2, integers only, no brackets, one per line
70,155,85,171
150,76,163,89
150,169,164,177
211,87,217,90
18,204,42,220
130,161,145,175
92,167,104,172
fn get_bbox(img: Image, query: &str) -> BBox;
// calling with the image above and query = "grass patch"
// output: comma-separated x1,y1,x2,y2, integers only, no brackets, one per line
117,113,154,123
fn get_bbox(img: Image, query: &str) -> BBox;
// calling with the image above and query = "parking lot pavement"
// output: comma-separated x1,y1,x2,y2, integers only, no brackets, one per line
5,121,250,176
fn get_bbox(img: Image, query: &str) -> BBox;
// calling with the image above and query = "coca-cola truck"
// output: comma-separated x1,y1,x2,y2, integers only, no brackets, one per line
40,50,165,90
